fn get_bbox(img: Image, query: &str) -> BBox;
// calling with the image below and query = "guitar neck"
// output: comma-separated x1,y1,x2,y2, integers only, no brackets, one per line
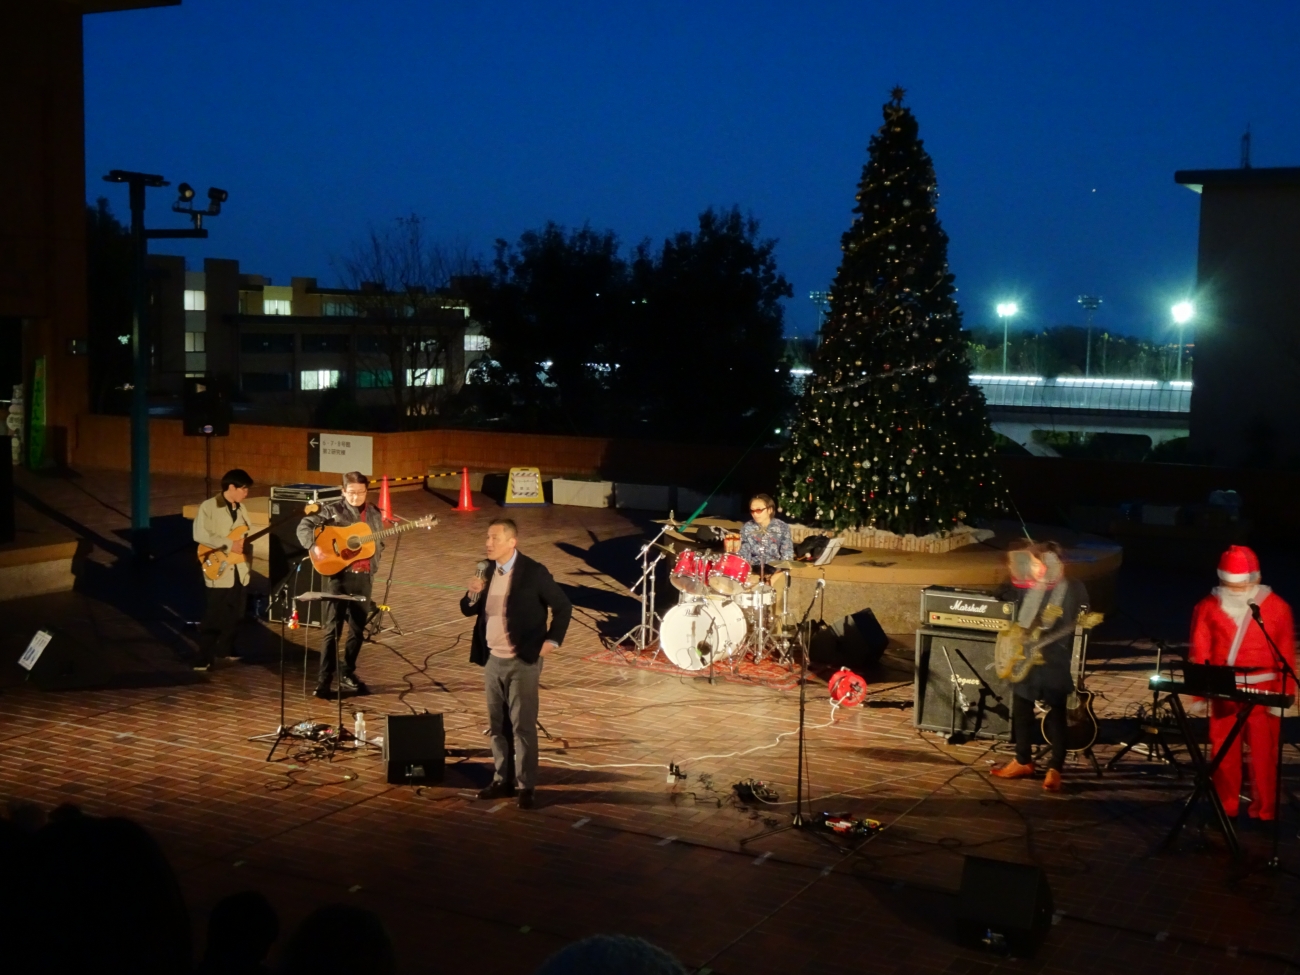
356,520,426,544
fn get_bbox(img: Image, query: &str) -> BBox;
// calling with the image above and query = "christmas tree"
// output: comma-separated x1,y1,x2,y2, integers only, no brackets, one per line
778,89,1004,535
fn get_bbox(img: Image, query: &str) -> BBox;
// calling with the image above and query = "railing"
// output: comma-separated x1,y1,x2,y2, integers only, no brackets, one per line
971,375,1191,414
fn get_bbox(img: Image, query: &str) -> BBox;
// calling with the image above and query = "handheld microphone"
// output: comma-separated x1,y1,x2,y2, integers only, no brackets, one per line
1249,601,1263,622
468,560,490,605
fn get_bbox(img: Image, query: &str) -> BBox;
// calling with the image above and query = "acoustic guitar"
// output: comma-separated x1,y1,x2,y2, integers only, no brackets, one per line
309,514,437,576
1042,606,1104,752
197,503,319,581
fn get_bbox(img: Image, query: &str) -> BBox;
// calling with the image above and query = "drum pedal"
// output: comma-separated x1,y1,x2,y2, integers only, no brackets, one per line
666,763,687,784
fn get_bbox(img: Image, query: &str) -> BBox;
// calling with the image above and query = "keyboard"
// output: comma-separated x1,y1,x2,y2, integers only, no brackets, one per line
1149,676,1293,710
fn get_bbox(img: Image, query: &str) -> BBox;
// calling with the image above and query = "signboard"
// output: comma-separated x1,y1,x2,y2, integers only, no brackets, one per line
504,467,546,506
18,629,53,671
307,431,373,475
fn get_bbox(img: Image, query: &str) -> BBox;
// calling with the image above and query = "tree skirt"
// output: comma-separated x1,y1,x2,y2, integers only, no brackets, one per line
586,643,802,692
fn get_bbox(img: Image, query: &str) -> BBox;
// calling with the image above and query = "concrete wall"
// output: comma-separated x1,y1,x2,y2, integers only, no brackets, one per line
1190,181,1300,467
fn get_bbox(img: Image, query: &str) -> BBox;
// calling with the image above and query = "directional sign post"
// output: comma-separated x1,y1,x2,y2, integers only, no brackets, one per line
307,431,373,475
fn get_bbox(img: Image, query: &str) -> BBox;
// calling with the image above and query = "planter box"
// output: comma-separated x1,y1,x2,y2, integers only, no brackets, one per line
553,478,613,508
614,483,671,512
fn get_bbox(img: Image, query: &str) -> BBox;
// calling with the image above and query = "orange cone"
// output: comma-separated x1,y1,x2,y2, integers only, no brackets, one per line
377,475,394,523
454,467,478,512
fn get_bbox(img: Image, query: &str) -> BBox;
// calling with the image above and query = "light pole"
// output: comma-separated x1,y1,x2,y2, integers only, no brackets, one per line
1171,301,1194,381
102,170,225,562
1078,295,1102,377
810,290,831,348
996,302,1018,373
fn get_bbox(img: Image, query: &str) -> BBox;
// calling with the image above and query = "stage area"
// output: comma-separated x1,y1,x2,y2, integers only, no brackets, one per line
2,468,1300,974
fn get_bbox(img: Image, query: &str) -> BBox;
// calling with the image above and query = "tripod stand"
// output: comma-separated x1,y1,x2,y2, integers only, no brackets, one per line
249,556,316,761
1107,640,1183,774
294,590,374,759
614,521,673,655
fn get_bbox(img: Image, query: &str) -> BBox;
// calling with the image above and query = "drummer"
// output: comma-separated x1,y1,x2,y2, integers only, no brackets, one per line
733,494,793,578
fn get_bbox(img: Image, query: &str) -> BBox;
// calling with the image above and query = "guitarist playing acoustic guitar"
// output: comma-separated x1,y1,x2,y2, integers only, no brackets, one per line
990,540,1089,792
295,471,387,699
191,469,255,671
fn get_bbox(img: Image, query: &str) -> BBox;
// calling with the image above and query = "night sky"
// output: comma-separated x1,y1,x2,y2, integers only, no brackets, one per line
84,1,1300,340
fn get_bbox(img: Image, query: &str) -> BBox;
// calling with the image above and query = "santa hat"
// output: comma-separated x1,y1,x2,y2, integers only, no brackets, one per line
1217,545,1260,584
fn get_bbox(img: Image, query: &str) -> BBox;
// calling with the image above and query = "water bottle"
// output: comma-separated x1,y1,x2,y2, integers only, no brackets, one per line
353,711,366,743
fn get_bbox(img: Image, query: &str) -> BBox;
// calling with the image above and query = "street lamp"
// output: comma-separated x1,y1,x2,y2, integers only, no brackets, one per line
996,301,1018,373
1171,301,1194,381
1078,295,1102,377
102,169,225,562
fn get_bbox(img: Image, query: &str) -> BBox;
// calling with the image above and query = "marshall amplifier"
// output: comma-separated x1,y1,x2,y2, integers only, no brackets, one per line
914,628,1013,741
921,586,1017,632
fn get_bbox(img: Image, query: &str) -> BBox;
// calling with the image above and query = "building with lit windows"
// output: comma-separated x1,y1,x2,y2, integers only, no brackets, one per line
145,256,490,424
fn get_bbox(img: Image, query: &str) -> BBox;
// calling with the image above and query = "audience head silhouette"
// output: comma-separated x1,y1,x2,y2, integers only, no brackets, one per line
534,934,688,975
278,903,397,975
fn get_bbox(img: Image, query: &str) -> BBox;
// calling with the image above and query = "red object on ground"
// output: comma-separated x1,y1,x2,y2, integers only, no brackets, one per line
454,467,478,512
377,475,394,523
828,668,868,708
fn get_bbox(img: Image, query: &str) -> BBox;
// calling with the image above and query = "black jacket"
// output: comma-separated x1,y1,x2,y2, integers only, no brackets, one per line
459,552,572,665
295,499,386,574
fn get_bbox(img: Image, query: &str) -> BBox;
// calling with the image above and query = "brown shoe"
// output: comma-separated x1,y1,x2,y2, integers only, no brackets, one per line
1043,769,1062,792
991,759,1036,780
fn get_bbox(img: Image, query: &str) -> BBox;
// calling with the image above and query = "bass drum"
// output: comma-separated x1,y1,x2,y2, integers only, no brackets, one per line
659,598,748,671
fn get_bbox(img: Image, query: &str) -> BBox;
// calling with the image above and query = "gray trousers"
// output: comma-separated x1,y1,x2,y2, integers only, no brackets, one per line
484,654,542,789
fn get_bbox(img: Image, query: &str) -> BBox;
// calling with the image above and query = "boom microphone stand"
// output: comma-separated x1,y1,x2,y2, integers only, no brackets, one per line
743,578,825,844
1247,602,1300,873
295,591,372,758
615,521,673,656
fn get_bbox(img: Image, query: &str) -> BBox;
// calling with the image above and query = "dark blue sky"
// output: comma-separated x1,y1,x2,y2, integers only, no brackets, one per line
85,1,1300,340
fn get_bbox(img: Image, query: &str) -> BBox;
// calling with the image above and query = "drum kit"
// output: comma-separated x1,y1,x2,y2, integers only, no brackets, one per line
657,548,793,673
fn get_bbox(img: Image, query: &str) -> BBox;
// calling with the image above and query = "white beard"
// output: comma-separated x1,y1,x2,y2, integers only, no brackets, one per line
1214,584,1270,624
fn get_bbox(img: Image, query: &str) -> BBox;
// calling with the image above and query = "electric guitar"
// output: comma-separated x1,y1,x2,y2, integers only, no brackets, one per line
309,514,437,576
197,503,319,581
1042,606,1104,752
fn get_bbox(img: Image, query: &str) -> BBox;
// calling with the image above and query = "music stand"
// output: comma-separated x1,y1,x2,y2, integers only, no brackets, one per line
249,555,316,761
294,590,372,758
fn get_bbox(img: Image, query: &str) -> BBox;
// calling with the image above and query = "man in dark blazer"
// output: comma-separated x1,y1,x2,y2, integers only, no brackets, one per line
461,517,572,809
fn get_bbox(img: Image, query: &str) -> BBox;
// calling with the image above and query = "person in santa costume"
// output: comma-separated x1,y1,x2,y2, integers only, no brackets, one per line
1189,545,1296,821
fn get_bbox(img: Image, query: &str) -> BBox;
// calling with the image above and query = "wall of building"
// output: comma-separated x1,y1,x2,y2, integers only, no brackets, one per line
1189,181,1300,466
0,3,91,465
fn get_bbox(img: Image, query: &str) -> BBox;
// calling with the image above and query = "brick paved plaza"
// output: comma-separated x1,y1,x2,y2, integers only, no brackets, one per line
4,469,1300,974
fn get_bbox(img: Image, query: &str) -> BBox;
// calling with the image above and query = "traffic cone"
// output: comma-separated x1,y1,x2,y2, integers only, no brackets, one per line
454,467,478,512
377,475,394,523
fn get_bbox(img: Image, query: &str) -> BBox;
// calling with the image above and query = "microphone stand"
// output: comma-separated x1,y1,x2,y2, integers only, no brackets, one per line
249,555,315,761
614,520,674,655
1247,603,1300,873
742,578,825,845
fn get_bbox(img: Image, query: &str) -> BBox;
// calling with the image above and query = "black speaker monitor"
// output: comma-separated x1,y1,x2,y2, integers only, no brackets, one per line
955,856,1054,956
384,713,445,784
809,608,890,670
183,377,231,437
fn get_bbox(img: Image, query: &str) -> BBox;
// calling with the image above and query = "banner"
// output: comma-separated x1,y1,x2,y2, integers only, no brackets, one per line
28,356,46,469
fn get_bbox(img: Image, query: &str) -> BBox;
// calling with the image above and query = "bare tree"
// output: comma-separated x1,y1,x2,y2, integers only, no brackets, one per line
333,214,480,428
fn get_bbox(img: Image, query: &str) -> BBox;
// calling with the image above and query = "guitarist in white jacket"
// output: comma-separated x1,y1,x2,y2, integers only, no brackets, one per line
191,469,253,670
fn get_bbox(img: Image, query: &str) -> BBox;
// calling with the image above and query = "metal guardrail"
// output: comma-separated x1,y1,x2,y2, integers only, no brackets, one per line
971,375,1192,414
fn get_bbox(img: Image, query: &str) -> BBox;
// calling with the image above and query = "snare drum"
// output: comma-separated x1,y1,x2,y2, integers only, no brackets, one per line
707,553,751,595
732,583,775,610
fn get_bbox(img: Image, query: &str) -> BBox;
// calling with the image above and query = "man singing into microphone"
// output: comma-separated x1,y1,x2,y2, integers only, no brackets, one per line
1189,545,1296,821
461,518,572,809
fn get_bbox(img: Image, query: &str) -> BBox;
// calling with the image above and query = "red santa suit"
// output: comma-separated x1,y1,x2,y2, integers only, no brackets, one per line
1188,546,1296,820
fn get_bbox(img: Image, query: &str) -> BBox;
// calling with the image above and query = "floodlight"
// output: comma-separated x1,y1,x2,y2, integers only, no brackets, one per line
177,182,195,202
1171,301,1194,324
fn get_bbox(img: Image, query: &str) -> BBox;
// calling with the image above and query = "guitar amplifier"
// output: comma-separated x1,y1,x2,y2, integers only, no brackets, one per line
914,628,1013,741
921,586,1017,632
270,483,343,505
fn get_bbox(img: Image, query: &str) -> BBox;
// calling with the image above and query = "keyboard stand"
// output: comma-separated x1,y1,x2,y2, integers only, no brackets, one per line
1161,691,1255,858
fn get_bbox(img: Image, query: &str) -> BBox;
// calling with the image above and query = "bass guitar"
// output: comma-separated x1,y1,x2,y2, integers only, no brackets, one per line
1042,606,1104,752
309,514,437,576
197,503,319,581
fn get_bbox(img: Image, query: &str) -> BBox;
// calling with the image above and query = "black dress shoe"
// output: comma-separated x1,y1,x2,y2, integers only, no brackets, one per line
517,788,536,810
477,781,516,801
340,675,369,695
313,684,334,700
